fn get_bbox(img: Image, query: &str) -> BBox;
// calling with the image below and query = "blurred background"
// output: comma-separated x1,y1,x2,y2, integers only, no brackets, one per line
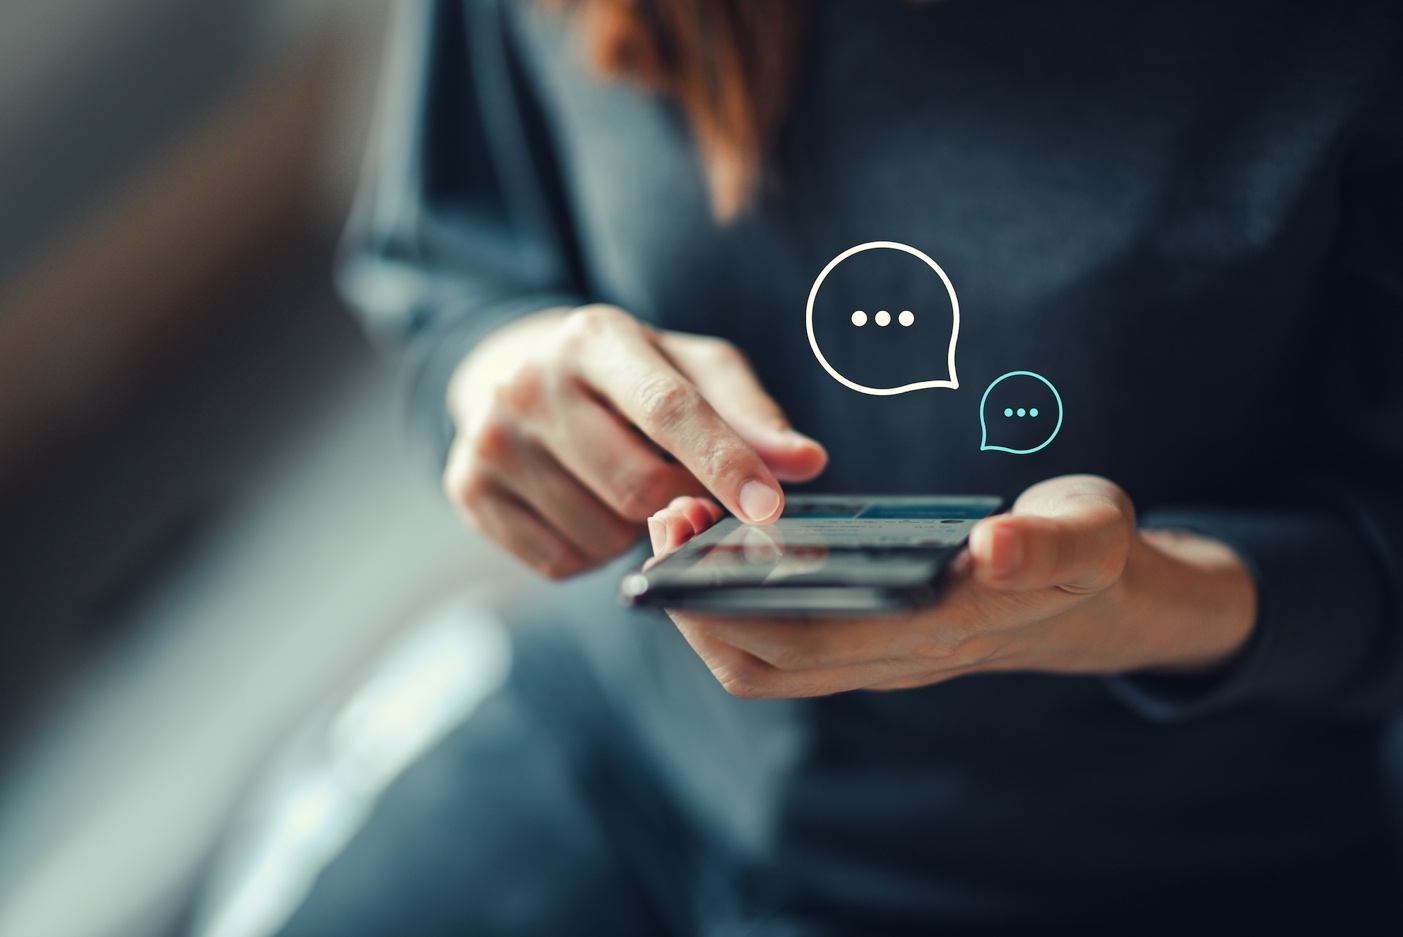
0,3,531,935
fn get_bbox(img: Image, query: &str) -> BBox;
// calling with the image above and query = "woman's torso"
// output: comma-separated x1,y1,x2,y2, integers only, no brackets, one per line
501,0,1401,922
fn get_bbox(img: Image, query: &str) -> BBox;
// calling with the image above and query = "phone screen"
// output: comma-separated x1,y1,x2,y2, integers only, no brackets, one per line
622,495,1001,607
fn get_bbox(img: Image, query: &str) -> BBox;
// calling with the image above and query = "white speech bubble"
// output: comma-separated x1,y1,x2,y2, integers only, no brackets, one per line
805,241,960,395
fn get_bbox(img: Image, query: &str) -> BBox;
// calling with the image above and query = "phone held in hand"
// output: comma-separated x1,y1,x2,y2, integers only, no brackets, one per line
620,494,1002,615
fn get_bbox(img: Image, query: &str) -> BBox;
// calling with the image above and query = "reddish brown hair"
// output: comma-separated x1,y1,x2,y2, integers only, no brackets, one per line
545,0,809,219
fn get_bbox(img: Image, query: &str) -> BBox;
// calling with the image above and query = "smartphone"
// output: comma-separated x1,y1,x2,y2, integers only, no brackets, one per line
619,494,1002,614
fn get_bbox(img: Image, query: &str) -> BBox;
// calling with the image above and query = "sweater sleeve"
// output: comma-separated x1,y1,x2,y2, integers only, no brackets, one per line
337,0,587,466
1108,109,1403,721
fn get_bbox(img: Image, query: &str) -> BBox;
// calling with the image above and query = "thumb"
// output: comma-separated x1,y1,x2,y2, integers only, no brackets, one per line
659,331,828,482
968,476,1134,593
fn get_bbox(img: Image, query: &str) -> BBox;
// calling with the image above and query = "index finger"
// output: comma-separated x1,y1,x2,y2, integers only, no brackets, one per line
658,332,828,483
572,316,785,523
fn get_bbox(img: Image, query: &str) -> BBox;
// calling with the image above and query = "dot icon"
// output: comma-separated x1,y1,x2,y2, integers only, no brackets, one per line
898,310,915,327
979,370,1064,455
851,310,867,327
875,310,892,327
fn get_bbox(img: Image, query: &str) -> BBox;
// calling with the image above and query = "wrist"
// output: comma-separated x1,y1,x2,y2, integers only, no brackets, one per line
1121,528,1258,674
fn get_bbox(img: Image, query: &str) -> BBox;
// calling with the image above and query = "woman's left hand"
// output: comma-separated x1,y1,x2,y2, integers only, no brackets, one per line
650,475,1258,698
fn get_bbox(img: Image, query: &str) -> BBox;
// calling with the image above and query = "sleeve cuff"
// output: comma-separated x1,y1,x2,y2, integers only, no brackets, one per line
1104,506,1387,722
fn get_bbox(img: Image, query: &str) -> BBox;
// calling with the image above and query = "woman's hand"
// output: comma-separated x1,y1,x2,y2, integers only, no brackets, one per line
443,304,828,578
651,475,1258,698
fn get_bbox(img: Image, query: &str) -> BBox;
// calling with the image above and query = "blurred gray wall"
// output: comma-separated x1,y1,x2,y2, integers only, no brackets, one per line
0,8,468,937
0,0,387,492
0,0,313,284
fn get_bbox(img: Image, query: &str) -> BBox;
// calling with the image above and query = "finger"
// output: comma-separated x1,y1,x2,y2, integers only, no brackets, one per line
647,515,668,555
494,446,643,564
660,332,828,482
666,495,724,533
646,506,689,556
546,395,705,522
649,497,718,554
464,483,590,580
968,475,1134,593
668,611,924,698
675,607,957,675
570,314,785,523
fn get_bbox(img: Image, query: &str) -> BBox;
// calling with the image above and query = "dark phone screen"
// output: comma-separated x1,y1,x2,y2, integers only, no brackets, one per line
639,495,1001,589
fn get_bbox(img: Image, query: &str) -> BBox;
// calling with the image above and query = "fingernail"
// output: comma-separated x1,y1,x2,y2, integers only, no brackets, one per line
738,480,781,523
991,524,1020,577
647,517,665,554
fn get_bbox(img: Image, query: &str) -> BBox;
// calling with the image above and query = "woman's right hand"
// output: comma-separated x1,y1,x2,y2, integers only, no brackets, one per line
443,304,828,578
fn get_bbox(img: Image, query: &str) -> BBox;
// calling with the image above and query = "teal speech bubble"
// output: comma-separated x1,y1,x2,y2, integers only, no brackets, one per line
979,371,1063,454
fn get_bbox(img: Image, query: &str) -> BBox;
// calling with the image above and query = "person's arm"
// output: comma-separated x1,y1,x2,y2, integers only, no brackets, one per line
1105,125,1403,720
647,477,1260,699
341,0,828,578
648,133,1403,714
339,0,586,467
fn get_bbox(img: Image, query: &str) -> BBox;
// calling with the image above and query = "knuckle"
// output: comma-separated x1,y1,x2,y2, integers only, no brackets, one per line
1110,486,1138,527
697,438,753,485
562,304,628,345
719,669,768,699
453,471,495,515
633,374,700,433
1078,475,1137,524
1068,508,1133,592
469,418,515,465
496,363,548,418
442,443,490,504
713,654,782,699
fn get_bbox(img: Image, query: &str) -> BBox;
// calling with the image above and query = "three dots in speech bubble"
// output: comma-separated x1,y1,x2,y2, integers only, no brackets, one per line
978,370,1062,454
807,242,1063,455
850,309,916,328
